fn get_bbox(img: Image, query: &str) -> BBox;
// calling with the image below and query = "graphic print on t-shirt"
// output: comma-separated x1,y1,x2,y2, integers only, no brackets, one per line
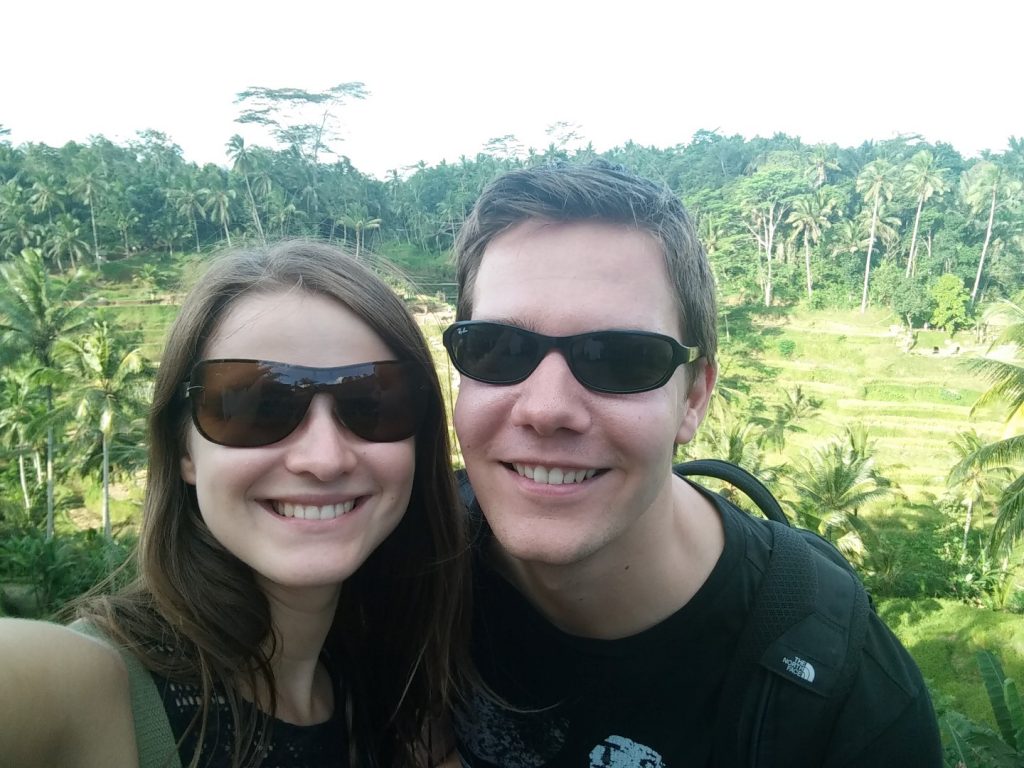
456,690,568,767
589,735,666,767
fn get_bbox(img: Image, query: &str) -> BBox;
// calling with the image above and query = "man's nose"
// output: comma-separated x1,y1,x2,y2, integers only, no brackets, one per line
508,351,593,436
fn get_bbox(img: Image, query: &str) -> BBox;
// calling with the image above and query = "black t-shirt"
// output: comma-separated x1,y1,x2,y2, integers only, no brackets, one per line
456,491,768,767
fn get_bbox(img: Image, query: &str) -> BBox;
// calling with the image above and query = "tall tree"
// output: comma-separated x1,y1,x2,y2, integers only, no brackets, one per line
201,180,236,246
855,160,897,312
786,191,836,299
170,176,207,253
60,322,150,538
68,155,106,264
0,368,45,516
962,295,1024,552
806,144,841,189
961,161,1010,305
226,134,266,244
0,249,91,537
234,83,368,164
736,163,804,306
902,151,949,277
946,430,1014,551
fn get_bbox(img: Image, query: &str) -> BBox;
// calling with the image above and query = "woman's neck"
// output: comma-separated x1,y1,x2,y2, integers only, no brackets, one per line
252,582,342,725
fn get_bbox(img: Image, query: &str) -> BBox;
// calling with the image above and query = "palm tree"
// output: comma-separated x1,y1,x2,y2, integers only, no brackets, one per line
0,179,42,256
68,157,106,264
59,322,150,538
855,160,897,313
170,177,207,253
902,151,949,277
28,176,65,226
764,386,822,451
226,134,266,244
0,248,91,537
340,208,383,259
806,145,841,189
784,427,893,560
201,182,236,246
961,295,1024,551
961,161,1008,305
946,430,1014,551
47,213,90,271
787,191,836,299
0,367,46,515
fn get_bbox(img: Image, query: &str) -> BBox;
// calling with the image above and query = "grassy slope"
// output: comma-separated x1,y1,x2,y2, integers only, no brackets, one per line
879,597,1024,727
757,307,1005,503
744,307,1019,727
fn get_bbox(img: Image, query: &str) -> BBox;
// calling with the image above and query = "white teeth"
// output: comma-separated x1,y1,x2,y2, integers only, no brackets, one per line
273,500,356,520
512,464,598,485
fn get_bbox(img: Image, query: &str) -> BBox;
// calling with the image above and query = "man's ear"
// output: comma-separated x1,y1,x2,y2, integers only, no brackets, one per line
676,359,717,445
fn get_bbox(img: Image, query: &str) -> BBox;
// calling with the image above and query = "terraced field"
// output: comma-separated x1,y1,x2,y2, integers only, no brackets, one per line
757,308,1008,506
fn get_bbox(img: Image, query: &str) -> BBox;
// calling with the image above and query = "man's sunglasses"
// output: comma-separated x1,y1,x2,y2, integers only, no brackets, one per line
183,359,427,448
442,321,702,395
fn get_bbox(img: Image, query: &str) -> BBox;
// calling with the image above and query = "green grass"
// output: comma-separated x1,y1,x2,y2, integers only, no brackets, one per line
880,598,1024,727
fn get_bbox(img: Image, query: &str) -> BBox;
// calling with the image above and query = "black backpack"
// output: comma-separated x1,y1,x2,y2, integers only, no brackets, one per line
674,459,872,767
457,459,873,767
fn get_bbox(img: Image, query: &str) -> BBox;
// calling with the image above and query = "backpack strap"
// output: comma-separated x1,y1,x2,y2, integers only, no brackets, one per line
674,459,789,524
70,620,183,768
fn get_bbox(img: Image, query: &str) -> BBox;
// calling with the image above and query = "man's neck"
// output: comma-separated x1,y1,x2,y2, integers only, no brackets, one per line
491,477,725,640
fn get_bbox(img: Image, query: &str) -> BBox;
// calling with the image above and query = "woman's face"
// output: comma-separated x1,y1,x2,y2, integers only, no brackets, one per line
180,289,416,594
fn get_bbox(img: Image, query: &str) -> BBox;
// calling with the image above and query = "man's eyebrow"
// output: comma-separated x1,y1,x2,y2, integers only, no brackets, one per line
471,316,543,333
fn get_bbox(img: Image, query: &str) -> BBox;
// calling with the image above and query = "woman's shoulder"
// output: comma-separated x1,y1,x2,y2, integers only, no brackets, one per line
0,618,139,767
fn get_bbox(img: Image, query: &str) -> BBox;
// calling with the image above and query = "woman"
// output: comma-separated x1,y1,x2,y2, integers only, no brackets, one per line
0,240,470,767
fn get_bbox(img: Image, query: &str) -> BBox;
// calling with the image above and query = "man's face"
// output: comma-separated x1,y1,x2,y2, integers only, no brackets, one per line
453,219,713,571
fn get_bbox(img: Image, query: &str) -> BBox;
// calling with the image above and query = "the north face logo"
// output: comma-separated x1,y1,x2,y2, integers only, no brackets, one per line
782,655,816,682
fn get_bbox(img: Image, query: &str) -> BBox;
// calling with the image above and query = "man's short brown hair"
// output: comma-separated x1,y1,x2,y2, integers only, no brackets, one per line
454,160,718,366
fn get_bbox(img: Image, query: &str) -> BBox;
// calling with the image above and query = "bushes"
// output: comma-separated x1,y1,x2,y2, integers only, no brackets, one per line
0,529,135,618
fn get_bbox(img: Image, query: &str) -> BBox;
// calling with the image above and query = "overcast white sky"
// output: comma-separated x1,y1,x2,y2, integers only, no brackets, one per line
3,0,1021,179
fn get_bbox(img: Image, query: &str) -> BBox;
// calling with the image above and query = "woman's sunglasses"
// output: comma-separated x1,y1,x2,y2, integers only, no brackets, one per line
442,321,702,395
184,359,427,447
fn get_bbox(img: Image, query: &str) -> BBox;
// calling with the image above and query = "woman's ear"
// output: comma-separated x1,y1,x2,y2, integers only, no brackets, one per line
180,453,197,485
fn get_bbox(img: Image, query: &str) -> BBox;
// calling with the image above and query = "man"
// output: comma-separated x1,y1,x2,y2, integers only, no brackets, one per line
442,161,942,767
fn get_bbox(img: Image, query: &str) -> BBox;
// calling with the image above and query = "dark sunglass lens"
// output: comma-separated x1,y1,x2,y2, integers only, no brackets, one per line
572,333,676,393
334,362,424,442
459,324,540,383
194,363,306,447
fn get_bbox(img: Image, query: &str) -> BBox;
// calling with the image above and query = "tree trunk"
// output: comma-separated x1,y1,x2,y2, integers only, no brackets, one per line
19,453,30,512
88,198,101,265
963,497,974,551
860,197,880,313
244,176,266,244
804,236,813,299
46,425,54,540
970,183,997,305
102,431,111,539
906,196,924,277
223,221,232,247
192,215,200,253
